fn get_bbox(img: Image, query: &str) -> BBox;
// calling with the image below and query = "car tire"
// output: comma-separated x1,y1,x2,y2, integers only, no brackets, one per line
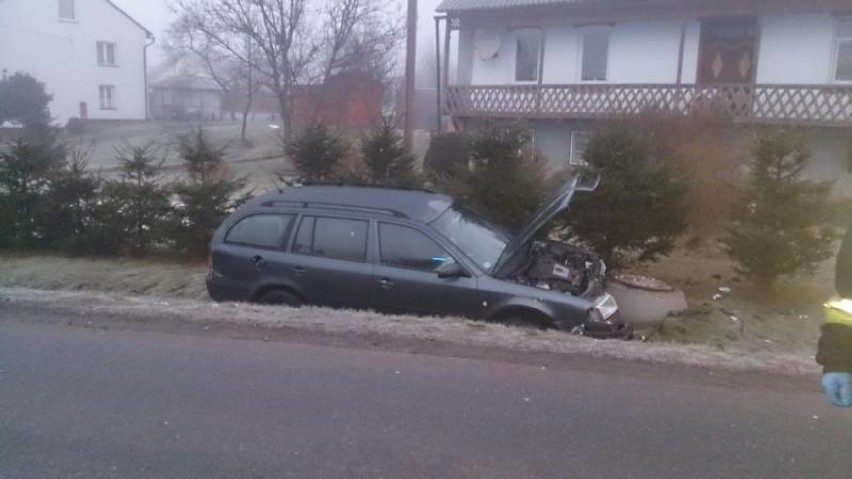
257,289,303,308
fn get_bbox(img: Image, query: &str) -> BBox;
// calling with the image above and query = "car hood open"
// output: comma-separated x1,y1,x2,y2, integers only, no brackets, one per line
492,172,600,278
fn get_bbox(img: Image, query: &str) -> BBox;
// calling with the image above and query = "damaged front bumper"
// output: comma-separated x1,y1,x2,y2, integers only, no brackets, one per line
566,293,635,340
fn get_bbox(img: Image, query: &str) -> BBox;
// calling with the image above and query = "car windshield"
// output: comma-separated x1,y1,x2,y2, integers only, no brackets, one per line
430,206,511,273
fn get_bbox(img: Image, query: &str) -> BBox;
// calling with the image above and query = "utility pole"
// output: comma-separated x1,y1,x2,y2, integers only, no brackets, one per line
404,0,417,149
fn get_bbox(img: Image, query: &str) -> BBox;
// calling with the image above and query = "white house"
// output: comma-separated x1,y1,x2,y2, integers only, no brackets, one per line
0,0,154,124
436,0,852,192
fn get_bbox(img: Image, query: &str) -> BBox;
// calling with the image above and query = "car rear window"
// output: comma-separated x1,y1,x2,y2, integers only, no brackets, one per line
293,216,368,262
225,214,293,249
379,223,455,272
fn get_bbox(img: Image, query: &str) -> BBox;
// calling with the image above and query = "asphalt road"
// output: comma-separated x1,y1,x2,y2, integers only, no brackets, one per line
2,313,852,479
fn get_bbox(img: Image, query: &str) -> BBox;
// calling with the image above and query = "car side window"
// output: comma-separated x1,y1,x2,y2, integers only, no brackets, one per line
225,214,294,249
293,216,368,262
379,223,456,273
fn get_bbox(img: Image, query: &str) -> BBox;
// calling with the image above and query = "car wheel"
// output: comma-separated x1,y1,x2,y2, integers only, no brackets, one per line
258,289,303,308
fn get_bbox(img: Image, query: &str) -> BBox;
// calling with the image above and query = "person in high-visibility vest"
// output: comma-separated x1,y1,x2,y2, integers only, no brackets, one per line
818,225,852,408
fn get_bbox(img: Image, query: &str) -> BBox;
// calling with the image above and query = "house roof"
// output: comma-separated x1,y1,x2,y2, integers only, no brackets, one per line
104,0,154,39
151,75,222,92
436,0,850,13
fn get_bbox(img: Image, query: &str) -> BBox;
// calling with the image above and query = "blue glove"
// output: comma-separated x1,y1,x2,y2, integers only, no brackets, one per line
822,373,852,408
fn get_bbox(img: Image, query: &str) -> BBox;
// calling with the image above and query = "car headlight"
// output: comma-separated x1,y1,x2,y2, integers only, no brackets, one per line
588,293,619,323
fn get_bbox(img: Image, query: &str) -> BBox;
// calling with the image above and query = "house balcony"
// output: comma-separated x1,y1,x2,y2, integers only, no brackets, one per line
445,84,852,128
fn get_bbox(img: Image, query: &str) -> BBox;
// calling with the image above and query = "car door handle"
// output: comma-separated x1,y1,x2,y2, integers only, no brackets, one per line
378,278,394,289
251,255,266,268
291,266,306,276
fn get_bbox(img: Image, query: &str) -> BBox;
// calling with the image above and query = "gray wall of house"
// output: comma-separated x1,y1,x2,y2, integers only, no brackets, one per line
462,118,852,196
807,129,852,196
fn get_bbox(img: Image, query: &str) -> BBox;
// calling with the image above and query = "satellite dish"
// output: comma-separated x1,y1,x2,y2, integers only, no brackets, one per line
475,30,503,61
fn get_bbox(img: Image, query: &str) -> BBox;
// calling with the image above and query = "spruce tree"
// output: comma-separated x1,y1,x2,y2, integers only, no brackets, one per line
563,125,688,268
286,121,346,182
170,128,249,257
721,130,837,287
361,119,419,187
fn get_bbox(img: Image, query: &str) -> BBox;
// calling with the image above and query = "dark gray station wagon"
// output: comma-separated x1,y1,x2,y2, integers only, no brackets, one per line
207,176,631,337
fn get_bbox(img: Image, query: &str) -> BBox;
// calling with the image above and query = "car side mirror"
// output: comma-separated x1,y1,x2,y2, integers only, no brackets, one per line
436,262,468,279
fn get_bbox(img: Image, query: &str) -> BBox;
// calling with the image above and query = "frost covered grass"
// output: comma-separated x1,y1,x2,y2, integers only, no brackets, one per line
0,286,819,377
0,254,208,300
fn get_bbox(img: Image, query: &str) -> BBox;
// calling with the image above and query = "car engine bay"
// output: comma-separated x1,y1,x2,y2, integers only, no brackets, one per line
510,241,606,298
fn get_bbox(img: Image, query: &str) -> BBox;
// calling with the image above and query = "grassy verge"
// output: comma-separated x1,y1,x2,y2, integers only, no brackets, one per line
635,244,832,355
0,253,208,300
0,249,833,356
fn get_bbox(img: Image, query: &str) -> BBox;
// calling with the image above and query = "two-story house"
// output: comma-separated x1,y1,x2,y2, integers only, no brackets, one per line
0,0,154,124
436,0,852,192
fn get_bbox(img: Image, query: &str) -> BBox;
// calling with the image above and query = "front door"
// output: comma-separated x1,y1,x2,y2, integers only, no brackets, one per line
698,19,758,85
370,222,479,318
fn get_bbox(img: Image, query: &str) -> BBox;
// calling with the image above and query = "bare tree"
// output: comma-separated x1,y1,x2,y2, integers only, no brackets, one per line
169,0,404,142
165,19,262,143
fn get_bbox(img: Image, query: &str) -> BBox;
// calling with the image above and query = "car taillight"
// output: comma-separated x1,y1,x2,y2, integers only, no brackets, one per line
207,252,213,275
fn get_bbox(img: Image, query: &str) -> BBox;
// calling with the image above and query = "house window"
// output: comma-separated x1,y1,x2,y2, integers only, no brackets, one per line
97,42,117,66
514,29,541,82
570,131,592,165
581,30,610,82
99,85,116,110
835,19,852,82
59,0,75,20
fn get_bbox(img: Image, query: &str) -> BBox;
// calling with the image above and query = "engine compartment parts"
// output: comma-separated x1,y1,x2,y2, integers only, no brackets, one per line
510,240,605,298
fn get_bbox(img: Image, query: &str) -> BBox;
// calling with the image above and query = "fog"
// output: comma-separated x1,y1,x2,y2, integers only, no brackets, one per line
113,0,443,68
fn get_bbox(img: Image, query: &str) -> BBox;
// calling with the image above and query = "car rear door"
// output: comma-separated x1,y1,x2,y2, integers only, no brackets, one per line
369,221,479,318
213,213,297,298
285,214,375,308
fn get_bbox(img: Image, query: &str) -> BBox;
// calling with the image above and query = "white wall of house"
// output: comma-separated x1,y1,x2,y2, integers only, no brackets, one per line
756,14,837,84
0,0,150,124
462,13,843,87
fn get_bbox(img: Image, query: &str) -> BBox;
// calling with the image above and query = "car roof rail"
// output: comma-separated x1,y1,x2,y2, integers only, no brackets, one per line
296,180,437,194
260,200,410,219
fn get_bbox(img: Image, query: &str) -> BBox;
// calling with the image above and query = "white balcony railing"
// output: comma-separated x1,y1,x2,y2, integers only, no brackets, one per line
445,84,852,127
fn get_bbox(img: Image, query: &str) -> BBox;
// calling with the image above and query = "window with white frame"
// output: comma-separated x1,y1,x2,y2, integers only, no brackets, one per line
97,42,117,66
581,30,610,82
514,29,542,82
569,131,592,165
59,0,75,20
835,19,852,82
99,85,116,110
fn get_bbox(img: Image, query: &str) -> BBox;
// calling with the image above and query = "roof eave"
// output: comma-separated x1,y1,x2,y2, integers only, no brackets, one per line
105,0,155,39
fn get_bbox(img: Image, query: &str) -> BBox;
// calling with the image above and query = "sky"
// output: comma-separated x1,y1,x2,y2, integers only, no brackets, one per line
113,0,444,78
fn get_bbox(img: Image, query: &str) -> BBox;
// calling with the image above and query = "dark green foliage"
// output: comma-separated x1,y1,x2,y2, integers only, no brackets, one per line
361,119,419,186
38,153,102,255
424,133,469,178
287,122,347,181
562,126,688,268
440,123,547,231
169,129,249,258
0,72,53,128
99,143,172,256
0,128,66,248
721,130,837,287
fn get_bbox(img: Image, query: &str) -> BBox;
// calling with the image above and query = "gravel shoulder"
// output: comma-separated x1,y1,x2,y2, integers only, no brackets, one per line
0,286,821,389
